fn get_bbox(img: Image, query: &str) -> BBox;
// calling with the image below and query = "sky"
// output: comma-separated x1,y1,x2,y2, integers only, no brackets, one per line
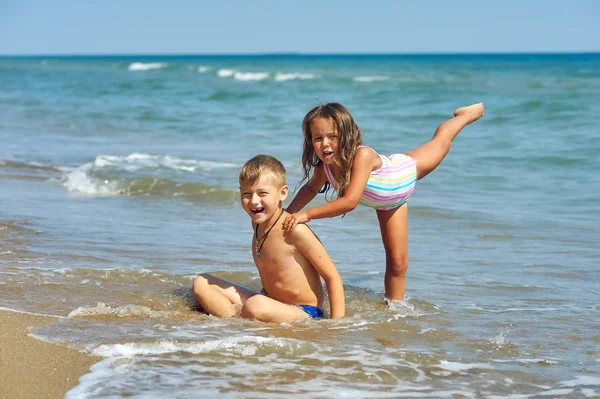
1,0,598,55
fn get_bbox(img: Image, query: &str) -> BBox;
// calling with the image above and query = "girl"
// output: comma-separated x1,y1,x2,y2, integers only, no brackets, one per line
282,102,484,301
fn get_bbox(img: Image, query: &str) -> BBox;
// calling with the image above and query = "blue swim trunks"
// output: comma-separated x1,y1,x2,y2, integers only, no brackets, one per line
298,305,324,319
260,289,324,319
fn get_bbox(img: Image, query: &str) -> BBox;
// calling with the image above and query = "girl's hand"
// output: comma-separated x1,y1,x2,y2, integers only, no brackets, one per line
282,212,310,231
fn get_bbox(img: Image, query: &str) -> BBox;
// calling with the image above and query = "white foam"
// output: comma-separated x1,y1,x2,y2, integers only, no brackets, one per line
560,375,600,387
68,302,176,319
488,389,575,399
66,357,437,399
107,153,235,171
89,335,314,357
65,358,122,399
438,360,494,372
63,167,119,196
217,68,235,77
328,320,373,330
197,66,211,73
234,71,269,81
217,68,272,81
274,72,318,81
354,76,391,83
128,62,167,71
489,331,508,346
385,298,428,318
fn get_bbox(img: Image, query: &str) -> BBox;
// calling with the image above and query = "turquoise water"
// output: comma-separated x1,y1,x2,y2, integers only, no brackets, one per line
1,54,599,398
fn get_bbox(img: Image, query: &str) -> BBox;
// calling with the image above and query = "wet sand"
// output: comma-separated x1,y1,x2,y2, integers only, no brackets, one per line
0,308,102,399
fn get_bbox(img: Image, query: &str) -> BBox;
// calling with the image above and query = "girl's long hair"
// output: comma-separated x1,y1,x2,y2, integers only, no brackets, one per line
300,103,362,198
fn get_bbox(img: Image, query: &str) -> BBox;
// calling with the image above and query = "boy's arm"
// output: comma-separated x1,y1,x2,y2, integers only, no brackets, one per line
290,224,345,318
286,164,327,214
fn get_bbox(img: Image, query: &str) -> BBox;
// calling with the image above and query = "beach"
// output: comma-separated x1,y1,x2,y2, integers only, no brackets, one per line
1,54,599,397
0,309,101,399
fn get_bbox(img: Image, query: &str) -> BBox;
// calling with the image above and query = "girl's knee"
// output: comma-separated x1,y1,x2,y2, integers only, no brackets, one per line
386,253,409,277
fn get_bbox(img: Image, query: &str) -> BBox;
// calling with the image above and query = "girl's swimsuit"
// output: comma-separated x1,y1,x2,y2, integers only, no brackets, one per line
323,147,417,211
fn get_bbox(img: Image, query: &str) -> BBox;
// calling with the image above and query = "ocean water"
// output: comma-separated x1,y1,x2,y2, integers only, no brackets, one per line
1,53,599,398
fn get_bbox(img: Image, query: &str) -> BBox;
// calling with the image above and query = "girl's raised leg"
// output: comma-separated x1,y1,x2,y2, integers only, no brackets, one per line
376,205,409,301
406,103,484,180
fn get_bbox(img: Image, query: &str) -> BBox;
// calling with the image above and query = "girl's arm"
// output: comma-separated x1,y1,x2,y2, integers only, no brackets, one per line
286,164,327,213
283,148,377,231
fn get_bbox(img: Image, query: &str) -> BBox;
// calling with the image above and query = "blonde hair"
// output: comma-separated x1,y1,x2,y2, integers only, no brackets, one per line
300,103,362,198
239,154,287,188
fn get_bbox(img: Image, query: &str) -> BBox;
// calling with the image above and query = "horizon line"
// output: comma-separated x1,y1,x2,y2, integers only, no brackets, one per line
1,50,599,58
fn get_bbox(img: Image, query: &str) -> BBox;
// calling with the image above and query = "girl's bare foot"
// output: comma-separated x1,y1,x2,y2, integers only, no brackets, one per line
454,103,484,124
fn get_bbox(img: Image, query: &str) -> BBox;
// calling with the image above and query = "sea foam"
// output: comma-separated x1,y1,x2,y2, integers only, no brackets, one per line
89,335,316,357
128,62,167,71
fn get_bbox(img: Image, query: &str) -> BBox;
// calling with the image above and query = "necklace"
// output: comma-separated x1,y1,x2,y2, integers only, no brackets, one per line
254,209,285,260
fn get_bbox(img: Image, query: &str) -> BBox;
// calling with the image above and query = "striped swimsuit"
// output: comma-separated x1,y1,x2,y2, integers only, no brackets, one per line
323,147,417,211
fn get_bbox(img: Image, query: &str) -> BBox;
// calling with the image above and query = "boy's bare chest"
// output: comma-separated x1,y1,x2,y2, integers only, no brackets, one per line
252,237,296,273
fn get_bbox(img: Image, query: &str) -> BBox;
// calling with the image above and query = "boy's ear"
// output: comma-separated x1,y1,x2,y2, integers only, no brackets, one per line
280,184,289,201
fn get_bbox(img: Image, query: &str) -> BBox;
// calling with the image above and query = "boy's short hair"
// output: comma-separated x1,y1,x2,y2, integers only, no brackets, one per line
239,155,287,188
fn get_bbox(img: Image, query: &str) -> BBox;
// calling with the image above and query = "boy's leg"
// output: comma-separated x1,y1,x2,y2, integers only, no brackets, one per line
192,273,260,318
406,103,484,180
241,295,311,323
376,205,409,301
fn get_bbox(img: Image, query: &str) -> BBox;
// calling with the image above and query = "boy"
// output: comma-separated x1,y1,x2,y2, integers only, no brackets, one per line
192,155,345,322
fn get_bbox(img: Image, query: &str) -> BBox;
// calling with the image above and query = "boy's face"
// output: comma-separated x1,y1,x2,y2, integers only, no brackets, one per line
240,173,288,225
310,117,339,166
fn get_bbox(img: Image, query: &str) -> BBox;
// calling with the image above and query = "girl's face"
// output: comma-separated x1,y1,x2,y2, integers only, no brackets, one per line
310,118,339,165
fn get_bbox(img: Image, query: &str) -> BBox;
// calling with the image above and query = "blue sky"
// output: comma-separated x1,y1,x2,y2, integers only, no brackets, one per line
1,0,598,55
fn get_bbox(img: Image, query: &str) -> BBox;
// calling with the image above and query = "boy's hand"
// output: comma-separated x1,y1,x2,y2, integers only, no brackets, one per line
282,212,309,231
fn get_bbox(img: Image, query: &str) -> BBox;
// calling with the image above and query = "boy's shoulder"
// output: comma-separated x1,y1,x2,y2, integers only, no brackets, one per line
283,221,322,248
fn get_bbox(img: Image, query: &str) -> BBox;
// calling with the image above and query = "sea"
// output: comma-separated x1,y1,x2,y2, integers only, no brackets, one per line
1,53,599,398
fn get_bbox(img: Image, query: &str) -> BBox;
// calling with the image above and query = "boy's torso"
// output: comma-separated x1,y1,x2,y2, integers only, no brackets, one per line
252,221,324,307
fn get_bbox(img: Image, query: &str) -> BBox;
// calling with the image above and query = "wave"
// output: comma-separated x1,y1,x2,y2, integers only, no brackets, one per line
89,335,316,357
128,62,167,72
216,68,235,77
0,159,63,173
89,153,236,172
274,72,319,81
354,76,391,83
60,153,239,198
216,69,269,81
62,172,237,199
216,69,319,82
0,159,64,181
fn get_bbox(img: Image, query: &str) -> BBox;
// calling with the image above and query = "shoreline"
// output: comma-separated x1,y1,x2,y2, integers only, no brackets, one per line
0,308,102,399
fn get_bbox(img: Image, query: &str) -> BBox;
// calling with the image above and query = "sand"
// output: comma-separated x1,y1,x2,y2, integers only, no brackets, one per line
0,308,102,399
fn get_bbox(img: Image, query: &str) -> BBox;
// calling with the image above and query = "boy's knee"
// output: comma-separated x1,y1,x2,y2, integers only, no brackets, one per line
192,274,210,295
241,295,268,320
